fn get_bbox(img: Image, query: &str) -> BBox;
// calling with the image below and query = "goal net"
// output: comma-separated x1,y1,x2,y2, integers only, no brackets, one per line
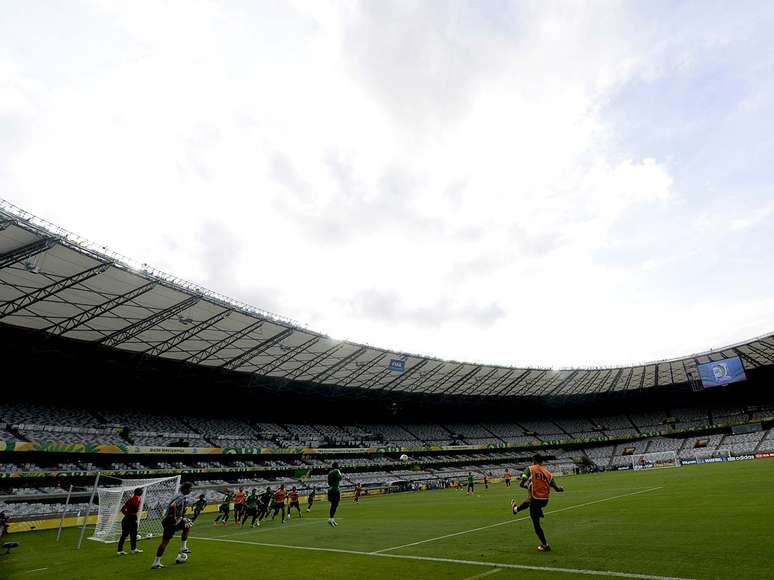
89,476,181,543
629,451,679,469
684,448,732,463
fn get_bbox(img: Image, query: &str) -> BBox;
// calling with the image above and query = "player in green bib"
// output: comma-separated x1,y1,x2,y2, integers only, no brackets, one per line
214,491,233,526
467,472,475,495
191,494,207,522
327,461,342,527
242,488,260,528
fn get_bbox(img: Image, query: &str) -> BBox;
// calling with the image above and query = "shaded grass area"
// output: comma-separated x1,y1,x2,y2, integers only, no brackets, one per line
5,461,774,579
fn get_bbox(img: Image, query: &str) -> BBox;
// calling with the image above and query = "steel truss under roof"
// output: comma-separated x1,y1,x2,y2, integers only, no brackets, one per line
1,200,773,398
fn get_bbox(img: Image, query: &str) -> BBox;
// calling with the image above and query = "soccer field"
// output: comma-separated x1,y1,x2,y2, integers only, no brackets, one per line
5,461,774,580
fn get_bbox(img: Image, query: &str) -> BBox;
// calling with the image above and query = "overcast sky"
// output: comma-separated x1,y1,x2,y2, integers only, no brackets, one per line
2,1,774,368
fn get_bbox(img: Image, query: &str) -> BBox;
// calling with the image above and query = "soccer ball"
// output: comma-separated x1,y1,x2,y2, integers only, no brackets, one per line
175,553,188,564
399,454,409,463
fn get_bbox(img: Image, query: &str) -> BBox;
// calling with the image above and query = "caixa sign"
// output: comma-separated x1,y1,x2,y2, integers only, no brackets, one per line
388,359,405,373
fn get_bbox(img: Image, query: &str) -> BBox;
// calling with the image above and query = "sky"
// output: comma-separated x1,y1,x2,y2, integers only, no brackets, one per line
1,0,774,368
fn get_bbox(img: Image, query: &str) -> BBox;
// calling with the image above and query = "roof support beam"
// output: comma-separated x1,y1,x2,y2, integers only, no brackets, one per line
221,327,295,371
311,346,367,383
733,348,763,369
400,361,446,391
101,295,200,347
739,343,773,365
382,359,430,392
480,368,518,396
186,320,263,364
425,363,465,394
0,262,111,319
0,238,56,270
492,369,531,397
544,370,579,397
0,220,15,232
337,352,388,387
45,282,156,335
436,365,483,395
144,309,231,357
282,342,348,381
253,335,320,376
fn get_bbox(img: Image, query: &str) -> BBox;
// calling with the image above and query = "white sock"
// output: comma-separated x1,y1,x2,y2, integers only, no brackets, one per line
153,557,161,566
181,540,188,551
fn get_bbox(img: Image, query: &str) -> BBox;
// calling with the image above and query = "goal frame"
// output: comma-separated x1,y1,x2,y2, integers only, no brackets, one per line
629,450,679,469
77,474,181,548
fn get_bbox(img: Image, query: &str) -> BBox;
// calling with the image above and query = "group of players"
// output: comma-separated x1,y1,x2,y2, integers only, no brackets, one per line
115,456,562,568
210,484,310,527
115,461,347,569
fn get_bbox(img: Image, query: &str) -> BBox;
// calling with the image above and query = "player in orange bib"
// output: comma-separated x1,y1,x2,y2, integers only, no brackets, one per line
233,487,246,525
511,454,564,552
504,467,512,488
271,485,287,523
287,486,302,519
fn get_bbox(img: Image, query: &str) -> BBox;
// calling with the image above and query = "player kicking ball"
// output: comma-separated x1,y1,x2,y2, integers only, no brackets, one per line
152,481,194,569
511,454,563,552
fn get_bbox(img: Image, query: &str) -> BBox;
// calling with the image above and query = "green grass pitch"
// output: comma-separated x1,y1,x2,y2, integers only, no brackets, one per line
5,460,774,580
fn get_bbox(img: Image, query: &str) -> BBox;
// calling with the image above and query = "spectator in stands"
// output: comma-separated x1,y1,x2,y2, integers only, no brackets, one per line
117,488,143,555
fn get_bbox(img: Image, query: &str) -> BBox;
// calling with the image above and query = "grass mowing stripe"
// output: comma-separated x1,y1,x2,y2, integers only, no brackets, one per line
372,486,663,553
192,535,695,580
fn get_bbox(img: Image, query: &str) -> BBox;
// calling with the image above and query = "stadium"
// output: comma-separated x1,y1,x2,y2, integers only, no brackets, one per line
3,4,774,580
1,201,774,580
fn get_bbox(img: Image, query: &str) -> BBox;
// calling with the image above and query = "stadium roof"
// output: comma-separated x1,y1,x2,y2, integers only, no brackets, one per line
2,199,774,398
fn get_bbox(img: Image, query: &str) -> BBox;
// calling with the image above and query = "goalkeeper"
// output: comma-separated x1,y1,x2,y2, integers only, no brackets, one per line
152,481,194,569
116,488,143,555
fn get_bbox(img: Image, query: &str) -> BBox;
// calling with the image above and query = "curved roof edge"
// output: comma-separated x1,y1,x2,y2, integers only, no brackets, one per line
1,197,773,397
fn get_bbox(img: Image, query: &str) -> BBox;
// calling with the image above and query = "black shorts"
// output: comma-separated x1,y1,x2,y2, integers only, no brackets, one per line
162,518,186,540
327,490,340,503
289,501,300,509
245,507,257,517
271,502,284,511
529,498,549,518
219,505,230,513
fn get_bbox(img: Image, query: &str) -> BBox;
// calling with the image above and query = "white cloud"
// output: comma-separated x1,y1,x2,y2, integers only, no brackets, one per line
2,1,773,367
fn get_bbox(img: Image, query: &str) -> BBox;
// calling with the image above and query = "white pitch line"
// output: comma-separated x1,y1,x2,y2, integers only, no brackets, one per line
463,568,502,580
24,569,48,574
209,517,326,539
372,486,663,554
193,535,695,580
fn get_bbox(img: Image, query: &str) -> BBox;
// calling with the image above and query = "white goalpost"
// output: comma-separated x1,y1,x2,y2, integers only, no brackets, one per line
79,475,181,546
629,451,679,469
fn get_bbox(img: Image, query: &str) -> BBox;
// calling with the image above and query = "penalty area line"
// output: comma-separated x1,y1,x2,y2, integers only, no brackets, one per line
191,535,694,580
372,486,663,554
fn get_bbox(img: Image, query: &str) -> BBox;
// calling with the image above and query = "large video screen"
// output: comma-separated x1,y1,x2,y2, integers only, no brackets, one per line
697,356,746,388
